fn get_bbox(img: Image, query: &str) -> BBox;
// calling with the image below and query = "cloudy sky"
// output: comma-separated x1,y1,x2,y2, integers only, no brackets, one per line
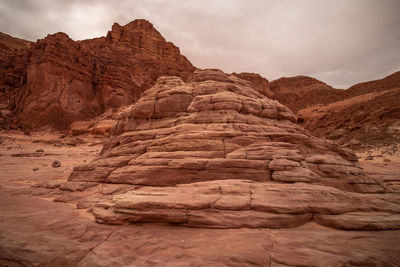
1,0,399,88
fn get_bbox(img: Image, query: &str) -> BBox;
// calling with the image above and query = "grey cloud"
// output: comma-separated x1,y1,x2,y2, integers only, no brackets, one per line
0,0,399,88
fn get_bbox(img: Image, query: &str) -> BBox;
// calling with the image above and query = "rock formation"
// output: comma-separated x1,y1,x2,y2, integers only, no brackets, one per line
1,20,194,130
67,69,400,229
0,33,32,128
232,72,273,97
294,72,400,149
270,75,344,112
267,72,400,150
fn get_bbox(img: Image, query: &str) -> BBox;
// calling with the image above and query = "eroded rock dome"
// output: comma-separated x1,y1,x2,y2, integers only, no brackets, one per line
68,69,400,229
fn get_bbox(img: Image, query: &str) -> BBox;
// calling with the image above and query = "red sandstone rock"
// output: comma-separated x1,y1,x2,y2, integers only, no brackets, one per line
64,69,400,230
270,75,344,112
2,20,194,130
0,33,33,128
297,73,400,149
269,72,400,150
232,72,273,97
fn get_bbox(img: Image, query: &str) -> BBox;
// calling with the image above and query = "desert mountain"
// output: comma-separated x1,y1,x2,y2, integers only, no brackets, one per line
293,72,400,150
0,20,194,130
269,76,344,112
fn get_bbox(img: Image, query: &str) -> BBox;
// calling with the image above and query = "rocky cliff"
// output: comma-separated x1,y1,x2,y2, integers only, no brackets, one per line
0,33,32,127
1,20,194,130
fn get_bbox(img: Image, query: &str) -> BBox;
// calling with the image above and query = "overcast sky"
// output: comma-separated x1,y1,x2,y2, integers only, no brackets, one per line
1,0,399,88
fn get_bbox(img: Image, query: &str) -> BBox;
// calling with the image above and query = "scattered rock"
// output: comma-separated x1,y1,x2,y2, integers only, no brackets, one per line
32,167,39,171
32,181,63,189
52,160,61,168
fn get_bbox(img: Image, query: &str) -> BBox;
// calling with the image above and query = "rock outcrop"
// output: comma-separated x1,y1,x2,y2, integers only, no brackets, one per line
67,69,399,230
232,72,273,97
2,19,194,129
0,33,32,128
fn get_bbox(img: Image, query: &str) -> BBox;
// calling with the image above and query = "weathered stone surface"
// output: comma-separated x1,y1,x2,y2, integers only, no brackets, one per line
232,72,273,97
65,69,400,229
71,69,373,190
1,130,400,265
89,179,400,229
3,19,194,130
314,212,400,230
3,187,399,266
0,33,33,129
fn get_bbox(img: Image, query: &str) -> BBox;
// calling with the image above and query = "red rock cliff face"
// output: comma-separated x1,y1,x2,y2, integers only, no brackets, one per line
0,33,32,107
4,19,195,129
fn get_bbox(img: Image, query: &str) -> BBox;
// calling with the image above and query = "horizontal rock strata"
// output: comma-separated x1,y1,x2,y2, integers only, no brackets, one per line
91,180,400,230
68,69,398,229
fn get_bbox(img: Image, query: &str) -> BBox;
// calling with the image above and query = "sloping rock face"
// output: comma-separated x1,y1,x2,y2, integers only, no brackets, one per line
296,72,400,149
269,72,400,150
345,71,400,97
67,69,400,229
270,75,344,112
4,19,194,129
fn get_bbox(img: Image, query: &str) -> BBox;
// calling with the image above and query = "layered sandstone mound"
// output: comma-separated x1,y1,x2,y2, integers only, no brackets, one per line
232,72,273,97
67,69,400,229
6,19,194,129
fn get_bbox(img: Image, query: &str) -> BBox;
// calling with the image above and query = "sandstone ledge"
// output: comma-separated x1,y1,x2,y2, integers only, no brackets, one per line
91,180,400,230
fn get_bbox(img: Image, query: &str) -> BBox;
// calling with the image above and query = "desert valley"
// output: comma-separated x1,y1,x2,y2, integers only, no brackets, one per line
0,18,400,266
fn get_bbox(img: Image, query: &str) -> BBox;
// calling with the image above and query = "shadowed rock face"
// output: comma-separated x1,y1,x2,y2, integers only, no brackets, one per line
0,32,32,126
67,69,400,230
3,19,194,129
